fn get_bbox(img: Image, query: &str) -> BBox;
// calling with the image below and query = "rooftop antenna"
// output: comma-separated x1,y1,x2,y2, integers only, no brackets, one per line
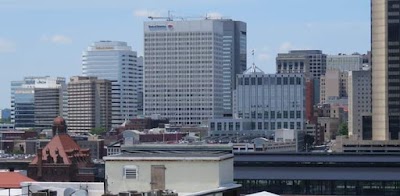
243,49,265,74
252,49,256,69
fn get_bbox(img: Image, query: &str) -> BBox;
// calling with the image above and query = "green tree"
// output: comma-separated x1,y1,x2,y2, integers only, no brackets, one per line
338,123,348,136
90,127,106,135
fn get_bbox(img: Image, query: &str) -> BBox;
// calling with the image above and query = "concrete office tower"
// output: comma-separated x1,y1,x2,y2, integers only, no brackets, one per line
276,50,327,79
144,19,228,126
67,76,112,133
136,56,144,115
11,77,66,129
348,70,372,140
235,66,306,132
319,69,348,104
327,53,364,71
82,41,140,127
372,0,400,140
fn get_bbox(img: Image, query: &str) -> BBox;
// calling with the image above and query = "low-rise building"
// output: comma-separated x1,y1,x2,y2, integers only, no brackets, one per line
0,123,14,131
208,118,254,137
104,144,241,195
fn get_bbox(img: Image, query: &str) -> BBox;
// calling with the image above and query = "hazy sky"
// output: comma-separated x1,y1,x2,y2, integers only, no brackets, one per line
0,0,370,109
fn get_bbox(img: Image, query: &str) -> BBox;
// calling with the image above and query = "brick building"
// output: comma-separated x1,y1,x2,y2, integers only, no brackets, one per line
28,117,95,182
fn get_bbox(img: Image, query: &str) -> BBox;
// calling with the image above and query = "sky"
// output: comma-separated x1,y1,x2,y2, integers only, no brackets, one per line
0,0,370,109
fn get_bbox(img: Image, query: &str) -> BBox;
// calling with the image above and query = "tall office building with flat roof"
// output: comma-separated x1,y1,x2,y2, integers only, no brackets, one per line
144,19,245,125
371,0,400,140
67,76,112,133
11,76,66,129
82,41,141,127
348,70,372,140
221,20,247,117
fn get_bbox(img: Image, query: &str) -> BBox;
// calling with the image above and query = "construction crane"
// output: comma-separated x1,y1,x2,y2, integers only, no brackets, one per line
148,10,210,21
148,10,174,21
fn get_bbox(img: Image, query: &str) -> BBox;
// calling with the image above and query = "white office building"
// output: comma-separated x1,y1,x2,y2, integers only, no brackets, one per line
235,67,306,133
348,70,372,140
327,54,364,71
82,41,141,127
144,19,228,126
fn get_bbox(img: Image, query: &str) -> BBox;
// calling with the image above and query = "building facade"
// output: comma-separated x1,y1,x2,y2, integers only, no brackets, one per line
320,69,348,104
104,145,238,195
220,20,247,117
276,50,327,79
67,76,112,133
143,20,227,125
11,77,66,129
82,41,140,127
327,54,364,71
348,70,372,140
235,69,306,132
371,0,400,140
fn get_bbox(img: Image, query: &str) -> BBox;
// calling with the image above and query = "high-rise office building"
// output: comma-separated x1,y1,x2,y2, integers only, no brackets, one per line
136,56,144,115
221,20,247,116
327,54,364,71
234,67,306,132
276,50,327,79
371,0,400,140
11,77,66,129
82,41,141,127
348,70,372,140
67,76,112,133
144,19,245,125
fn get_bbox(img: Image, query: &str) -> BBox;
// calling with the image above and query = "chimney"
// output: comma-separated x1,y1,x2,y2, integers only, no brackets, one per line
37,148,43,178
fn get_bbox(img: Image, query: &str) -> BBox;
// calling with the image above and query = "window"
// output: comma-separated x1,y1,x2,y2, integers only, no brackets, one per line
251,78,256,85
235,122,240,130
257,77,263,85
296,111,301,118
245,78,249,85
283,111,288,118
264,122,269,130
124,165,138,179
258,122,263,130
264,111,269,119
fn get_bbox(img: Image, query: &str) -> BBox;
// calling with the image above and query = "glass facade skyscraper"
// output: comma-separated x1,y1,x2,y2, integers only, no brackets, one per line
11,76,66,129
82,41,141,127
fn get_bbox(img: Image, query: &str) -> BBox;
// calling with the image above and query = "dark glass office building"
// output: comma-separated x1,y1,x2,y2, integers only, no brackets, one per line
372,0,400,140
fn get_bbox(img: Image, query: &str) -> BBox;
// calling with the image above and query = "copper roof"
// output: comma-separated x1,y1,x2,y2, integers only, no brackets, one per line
0,172,35,188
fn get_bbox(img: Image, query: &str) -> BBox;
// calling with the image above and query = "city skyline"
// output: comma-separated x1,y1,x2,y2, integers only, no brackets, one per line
0,0,370,109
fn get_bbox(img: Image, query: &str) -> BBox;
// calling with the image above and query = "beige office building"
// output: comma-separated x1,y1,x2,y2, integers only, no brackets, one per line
67,76,112,133
372,0,400,140
320,69,348,104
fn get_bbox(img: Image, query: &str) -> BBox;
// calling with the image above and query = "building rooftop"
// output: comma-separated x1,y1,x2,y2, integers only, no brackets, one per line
30,134,90,165
104,144,233,160
0,172,35,188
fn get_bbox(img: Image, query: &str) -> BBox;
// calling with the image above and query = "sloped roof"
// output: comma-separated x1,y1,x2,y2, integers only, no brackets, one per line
0,172,35,188
30,134,87,165
247,191,280,196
